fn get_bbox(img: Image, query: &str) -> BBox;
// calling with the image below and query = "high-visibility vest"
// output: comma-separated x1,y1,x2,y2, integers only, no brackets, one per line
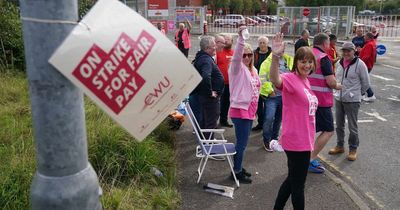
308,48,333,107
175,29,191,49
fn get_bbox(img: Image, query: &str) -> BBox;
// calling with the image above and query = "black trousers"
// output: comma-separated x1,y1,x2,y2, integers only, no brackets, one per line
199,95,220,139
274,150,310,210
179,47,189,58
219,84,230,123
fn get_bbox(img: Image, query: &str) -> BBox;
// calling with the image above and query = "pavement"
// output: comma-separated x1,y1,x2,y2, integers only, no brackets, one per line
171,34,400,210
176,122,361,210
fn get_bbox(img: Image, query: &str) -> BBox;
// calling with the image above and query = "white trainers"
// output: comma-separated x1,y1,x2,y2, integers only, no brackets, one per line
363,95,376,102
269,140,284,152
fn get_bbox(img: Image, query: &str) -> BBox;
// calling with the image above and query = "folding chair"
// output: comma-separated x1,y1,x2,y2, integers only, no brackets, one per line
184,101,240,187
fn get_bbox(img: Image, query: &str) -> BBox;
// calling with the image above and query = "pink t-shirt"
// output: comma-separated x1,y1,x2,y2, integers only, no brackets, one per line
278,73,318,151
343,60,351,69
229,71,260,120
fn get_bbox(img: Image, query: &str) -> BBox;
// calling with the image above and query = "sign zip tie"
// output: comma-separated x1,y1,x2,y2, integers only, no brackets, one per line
21,16,78,25
21,16,91,31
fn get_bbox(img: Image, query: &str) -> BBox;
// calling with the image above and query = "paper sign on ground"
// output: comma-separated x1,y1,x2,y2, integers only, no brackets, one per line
49,0,201,141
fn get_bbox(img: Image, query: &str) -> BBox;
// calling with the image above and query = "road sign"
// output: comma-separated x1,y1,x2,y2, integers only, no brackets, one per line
376,44,386,55
303,8,310,17
49,0,201,141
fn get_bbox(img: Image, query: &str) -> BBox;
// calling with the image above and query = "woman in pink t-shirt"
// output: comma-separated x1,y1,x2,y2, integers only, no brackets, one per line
228,26,261,184
269,34,318,210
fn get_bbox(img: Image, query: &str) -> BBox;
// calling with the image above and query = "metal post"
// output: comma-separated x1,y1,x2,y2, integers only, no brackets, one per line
19,0,102,209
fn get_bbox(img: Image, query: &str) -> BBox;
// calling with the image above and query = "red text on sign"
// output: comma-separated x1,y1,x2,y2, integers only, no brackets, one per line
72,31,156,114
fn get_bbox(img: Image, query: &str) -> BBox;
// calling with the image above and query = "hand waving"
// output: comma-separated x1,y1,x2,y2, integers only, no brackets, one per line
238,25,247,37
271,33,285,57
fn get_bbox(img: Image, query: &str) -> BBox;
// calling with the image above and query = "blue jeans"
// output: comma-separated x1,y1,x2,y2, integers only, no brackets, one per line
262,96,283,144
232,118,253,173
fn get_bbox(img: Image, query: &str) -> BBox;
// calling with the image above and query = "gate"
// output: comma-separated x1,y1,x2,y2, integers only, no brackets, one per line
174,7,206,35
277,6,355,38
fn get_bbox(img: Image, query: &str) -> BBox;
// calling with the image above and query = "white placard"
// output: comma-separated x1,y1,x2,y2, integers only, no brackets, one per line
49,0,201,141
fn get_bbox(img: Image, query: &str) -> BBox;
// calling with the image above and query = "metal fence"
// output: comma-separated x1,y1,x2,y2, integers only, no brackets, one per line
206,6,356,39
206,15,280,36
354,15,400,38
277,6,355,38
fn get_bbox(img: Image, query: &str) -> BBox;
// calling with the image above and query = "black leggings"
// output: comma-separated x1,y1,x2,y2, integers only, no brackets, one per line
179,47,189,58
274,150,311,210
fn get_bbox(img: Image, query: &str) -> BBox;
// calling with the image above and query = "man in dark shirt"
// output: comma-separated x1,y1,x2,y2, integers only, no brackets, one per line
294,29,310,53
190,36,224,138
352,27,365,56
252,36,271,131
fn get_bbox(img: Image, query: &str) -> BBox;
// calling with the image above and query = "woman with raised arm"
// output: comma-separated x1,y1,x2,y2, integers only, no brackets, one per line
270,34,318,210
228,26,260,184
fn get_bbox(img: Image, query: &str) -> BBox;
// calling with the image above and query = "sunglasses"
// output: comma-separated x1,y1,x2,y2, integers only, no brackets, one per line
243,53,253,58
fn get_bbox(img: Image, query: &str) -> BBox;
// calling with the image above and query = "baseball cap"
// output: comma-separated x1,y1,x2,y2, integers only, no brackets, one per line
341,42,356,51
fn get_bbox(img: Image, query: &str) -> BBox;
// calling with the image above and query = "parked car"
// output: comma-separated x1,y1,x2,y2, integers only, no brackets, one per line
359,10,376,15
250,16,267,24
214,14,245,27
258,15,275,22
371,16,387,21
245,17,258,26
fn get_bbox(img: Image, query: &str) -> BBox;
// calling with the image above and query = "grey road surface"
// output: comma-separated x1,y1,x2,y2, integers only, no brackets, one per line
172,34,400,209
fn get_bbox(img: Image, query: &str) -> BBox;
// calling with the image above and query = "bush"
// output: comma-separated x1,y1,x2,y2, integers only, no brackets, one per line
0,1,24,70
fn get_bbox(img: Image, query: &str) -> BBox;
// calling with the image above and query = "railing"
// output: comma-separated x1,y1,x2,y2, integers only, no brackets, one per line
205,14,400,39
206,15,280,36
354,15,400,39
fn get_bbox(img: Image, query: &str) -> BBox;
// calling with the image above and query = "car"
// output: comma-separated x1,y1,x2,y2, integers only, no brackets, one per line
250,16,267,24
359,10,375,15
245,17,258,26
258,15,275,22
214,14,245,27
371,16,387,21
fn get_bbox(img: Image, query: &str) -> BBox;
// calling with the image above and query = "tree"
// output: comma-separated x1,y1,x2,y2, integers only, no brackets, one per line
243,0,253,14
230,0,244,14
253,0,261,14
268,0,278,15
0,1,24,70
285,0,366,12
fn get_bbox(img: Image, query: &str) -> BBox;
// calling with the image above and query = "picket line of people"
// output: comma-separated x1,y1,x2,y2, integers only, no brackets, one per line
186,24,375,209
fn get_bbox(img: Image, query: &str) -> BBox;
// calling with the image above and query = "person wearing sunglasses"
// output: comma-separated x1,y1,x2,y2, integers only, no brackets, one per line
228,26,261,184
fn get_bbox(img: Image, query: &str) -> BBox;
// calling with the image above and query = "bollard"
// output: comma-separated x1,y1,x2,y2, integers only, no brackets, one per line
19,0,102,209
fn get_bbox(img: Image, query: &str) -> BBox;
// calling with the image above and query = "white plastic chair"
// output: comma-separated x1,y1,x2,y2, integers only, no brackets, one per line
184,101,239,187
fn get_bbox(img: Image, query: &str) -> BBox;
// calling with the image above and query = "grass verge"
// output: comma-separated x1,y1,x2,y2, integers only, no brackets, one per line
0,69,180,209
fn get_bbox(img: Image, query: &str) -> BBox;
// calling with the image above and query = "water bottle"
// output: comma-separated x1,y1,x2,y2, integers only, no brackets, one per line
242,28,250,40
151,167,164,177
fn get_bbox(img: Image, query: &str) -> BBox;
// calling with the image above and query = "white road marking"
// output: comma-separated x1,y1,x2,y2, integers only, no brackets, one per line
363,111,388,122
385,84,400,89
380,64,400,70
370,74,394,81
357,120,374,123
334,119,374,124
388,96,400,102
